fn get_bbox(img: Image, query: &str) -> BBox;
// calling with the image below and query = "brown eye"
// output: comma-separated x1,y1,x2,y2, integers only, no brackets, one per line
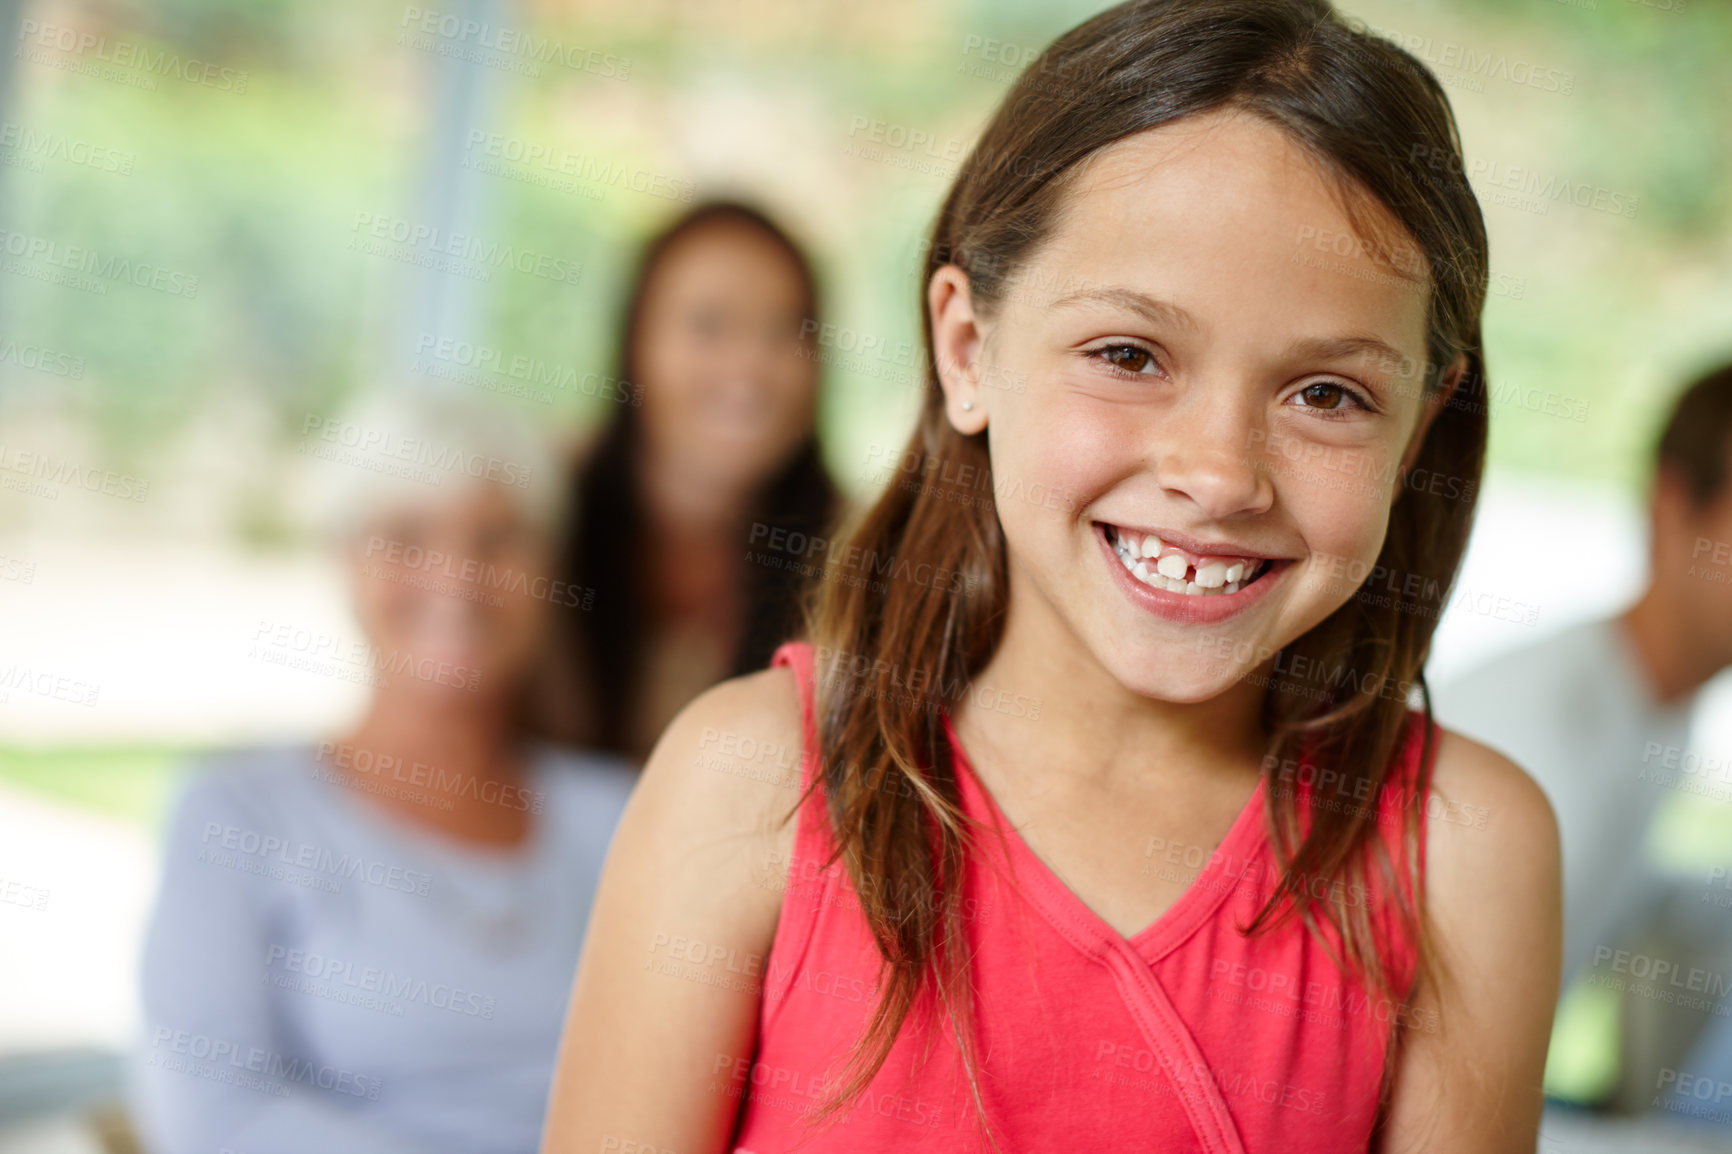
1298,382,1348,410
1101,345,1154,374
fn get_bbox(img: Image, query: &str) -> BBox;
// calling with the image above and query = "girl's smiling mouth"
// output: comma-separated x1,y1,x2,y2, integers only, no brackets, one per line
1094,521,1293,620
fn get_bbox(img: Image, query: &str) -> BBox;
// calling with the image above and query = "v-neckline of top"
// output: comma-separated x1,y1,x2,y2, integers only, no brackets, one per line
940,711,1269,965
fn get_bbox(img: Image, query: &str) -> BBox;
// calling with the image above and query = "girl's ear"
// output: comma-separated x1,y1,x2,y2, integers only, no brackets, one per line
1398,353,1468,481
928,264,990,435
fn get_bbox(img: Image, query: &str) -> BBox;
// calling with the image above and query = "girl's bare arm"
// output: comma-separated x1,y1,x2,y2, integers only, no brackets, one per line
1379,727,1563,1153
541,665,805,1154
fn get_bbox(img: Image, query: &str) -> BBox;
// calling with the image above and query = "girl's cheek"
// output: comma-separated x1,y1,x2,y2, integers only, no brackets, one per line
998,381,1124,508
1278,466,1394,597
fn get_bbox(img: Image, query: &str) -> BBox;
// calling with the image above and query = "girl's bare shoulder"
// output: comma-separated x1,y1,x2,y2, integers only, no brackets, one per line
631,663,809,852
1427,724,1557,850
1423,724,1561,935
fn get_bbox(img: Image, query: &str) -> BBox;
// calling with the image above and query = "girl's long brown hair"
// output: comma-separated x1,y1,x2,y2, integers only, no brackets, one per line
800,0,1488,1136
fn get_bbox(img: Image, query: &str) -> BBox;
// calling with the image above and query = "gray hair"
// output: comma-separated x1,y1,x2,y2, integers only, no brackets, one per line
292,389,565,544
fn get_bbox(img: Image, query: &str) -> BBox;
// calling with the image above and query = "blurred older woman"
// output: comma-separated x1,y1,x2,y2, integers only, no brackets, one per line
130,392,633,1154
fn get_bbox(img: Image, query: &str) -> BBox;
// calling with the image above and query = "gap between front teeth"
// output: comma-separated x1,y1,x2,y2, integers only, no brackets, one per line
1109,526,1259,597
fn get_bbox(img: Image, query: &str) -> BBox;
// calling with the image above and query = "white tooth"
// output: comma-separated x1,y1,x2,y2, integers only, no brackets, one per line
1163,575,1187,592
1184,581,1202,596
1195,561,1227,589
1224,562,1245,584
1224,581,1240,594
1122,552,1137,570
1132,561,1151,581
1156,553,1188,580
1140,535,1163,558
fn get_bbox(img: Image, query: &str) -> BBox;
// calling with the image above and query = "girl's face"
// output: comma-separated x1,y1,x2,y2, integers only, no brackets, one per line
934,110,1451,703
635,221,819,494
348,481,551,708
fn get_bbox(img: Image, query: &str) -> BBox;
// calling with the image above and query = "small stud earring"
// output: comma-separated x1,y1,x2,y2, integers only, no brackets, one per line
961,400,974,411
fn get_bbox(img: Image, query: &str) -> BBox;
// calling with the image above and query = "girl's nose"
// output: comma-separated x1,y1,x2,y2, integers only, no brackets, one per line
1151,402,1273,521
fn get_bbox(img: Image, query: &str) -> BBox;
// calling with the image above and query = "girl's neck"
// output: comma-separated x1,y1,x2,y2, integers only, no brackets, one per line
959,601,1269,790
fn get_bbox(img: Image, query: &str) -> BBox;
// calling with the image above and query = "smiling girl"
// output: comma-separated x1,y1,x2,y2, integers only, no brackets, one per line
543,1,1560,1151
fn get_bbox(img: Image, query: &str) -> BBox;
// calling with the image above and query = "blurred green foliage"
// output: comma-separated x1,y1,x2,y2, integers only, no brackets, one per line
0,0,1726,525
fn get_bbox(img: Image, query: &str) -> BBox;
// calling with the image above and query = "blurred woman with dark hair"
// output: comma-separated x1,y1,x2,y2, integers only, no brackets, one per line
532,201,840,762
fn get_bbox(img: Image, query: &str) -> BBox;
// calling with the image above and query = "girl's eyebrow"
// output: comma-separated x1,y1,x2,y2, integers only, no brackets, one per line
1051,285,1410,371
1049,286,1200,332
1287,334,1410,371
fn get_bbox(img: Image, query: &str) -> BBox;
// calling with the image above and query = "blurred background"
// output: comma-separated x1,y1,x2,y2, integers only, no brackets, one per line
0,0,1728,1150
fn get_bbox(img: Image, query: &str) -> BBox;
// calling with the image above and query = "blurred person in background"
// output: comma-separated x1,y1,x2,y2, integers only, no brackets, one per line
1433,361,1732,995
531,201,840,763
130,392,636,1154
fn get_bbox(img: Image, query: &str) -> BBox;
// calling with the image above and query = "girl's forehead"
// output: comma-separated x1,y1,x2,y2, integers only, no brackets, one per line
1028,113,1430,354
1058,113,1406,256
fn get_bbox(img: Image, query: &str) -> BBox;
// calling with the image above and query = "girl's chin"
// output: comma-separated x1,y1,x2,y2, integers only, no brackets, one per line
1097,651,1252,705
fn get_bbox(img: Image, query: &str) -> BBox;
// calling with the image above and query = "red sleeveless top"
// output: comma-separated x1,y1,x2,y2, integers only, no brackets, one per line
727,641,1434,1153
